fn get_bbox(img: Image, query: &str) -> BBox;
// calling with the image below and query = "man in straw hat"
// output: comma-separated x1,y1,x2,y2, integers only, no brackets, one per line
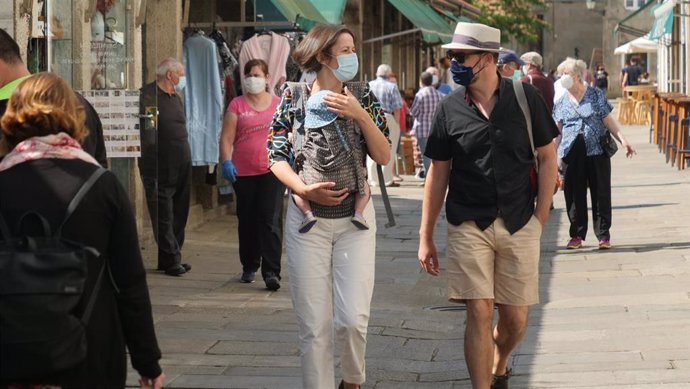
417,22,559,389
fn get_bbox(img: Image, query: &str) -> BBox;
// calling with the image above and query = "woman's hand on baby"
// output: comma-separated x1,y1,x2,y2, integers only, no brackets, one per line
299,182,349,206
323,87,365,121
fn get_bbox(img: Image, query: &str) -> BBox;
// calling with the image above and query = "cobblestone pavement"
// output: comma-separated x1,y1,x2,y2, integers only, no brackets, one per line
128,124,690,388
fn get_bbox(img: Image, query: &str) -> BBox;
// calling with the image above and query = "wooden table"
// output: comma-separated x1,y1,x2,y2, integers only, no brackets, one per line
624,84,657,99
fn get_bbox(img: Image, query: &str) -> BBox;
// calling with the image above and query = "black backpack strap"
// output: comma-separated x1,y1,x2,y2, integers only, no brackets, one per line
0,212,14,244
80,261,106,324
56,168,107,237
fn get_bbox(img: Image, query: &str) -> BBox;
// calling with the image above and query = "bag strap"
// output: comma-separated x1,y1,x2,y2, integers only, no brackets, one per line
513,79,538,172
56,168,107,237
0,211,14,245
80,260,106,324
64,167,107,324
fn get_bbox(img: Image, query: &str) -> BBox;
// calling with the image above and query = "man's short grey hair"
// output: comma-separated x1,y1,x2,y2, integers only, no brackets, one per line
557,58,586,78
156,58,182,78
425,66,439,76
376,64,392,77
420,72,433,86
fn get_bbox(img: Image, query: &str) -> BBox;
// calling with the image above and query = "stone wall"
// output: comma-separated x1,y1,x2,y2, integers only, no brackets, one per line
0,0,12,35
542,3,605,75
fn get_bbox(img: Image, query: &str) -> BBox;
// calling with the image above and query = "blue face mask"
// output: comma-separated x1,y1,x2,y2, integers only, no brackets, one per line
511,70,522,81
450,56,486,88
174,76,186,92
328,53,359,82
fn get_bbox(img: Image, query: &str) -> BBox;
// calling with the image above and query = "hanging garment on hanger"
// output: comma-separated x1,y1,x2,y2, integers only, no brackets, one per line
183,34,223,166
209,29,238,76
239,32,290,94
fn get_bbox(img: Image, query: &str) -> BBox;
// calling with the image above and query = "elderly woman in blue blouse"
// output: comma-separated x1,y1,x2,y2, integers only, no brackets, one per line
553,58,635,250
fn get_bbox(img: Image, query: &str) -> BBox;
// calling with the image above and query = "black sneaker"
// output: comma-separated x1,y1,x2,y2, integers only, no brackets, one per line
164,264,187,276
158,263,191,272
491,369,512,389
241,271,256,283
264,273,281,291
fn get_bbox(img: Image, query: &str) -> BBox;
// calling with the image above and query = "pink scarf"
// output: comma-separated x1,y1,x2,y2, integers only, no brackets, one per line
0,133,100,172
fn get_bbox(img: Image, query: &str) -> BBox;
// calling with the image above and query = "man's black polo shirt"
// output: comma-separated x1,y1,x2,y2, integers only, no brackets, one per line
424,76,558,234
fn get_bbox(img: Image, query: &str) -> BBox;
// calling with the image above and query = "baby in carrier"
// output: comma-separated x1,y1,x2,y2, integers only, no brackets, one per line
293,89,370,233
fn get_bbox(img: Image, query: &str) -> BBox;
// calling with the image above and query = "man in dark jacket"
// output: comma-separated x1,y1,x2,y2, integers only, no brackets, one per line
520,51,555,114
0,29,107,166
138,58,192,277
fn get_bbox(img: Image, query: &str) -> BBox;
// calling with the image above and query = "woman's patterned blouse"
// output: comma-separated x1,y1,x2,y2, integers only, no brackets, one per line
553,86,613,158
267,82,390,166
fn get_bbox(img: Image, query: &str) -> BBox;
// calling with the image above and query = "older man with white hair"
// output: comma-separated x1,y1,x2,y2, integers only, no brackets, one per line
425,65,452,95
368,64,403,186
139,57,193,277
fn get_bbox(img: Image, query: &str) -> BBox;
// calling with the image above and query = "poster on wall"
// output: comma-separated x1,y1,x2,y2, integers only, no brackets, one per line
79,90,141,158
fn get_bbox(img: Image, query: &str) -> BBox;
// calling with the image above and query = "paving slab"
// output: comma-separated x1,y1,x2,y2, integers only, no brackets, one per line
127,124,690,388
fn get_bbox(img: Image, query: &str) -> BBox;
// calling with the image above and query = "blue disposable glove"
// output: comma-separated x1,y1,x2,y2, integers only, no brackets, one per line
221,160,237,183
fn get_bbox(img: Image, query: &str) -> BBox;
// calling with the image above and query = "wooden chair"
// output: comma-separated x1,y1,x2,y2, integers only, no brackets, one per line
616,98,635,125
633,90,653,125
678,118,690,170
665,114,679,165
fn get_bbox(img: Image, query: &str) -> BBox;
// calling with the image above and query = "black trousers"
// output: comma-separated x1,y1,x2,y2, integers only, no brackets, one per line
233,172,285,279
562,135,612,241
141,163,192,269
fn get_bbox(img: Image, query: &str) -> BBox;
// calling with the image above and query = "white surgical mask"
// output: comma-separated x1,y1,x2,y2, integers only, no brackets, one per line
328,53,359,83
244,76,267,94
174,76,186,92
560,74,574,90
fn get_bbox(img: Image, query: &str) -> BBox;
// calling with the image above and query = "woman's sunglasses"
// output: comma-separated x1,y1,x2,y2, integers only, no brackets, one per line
446,51,484,64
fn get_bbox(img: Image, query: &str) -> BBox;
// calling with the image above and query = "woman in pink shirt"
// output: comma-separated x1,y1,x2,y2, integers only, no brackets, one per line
220,59,284,291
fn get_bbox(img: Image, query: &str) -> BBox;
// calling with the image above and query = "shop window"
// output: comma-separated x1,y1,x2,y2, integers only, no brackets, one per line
90,0,129,89
624,0,646,10
27,1,73,84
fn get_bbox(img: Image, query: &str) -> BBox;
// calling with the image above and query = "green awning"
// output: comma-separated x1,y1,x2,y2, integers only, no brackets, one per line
614,0,658,37
437,8,473,24
269,0,345,31
387,0,455,44
649,0,675,40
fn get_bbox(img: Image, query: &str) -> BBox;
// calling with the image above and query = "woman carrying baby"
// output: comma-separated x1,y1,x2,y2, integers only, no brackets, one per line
267,24,390,389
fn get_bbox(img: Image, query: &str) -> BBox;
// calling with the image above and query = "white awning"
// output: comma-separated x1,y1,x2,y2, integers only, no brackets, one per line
614,35,658,55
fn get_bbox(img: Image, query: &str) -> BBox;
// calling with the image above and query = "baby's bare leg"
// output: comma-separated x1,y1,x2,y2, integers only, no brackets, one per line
351,183,370,230
293,193,317,233
292,193,312,215
354,182,371,216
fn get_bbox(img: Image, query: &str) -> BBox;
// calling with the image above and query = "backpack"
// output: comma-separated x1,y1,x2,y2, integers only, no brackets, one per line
0,167,106,381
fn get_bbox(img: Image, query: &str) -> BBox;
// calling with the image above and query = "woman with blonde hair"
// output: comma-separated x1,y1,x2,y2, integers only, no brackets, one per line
553,59,635,250
267,24,390,389
0,72,164,388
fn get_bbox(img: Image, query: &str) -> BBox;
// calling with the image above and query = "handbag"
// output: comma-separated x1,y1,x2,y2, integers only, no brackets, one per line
600,131,618,158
